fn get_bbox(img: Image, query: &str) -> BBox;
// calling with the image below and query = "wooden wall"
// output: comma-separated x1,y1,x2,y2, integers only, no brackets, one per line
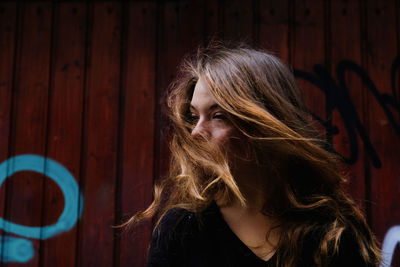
0,1,399,266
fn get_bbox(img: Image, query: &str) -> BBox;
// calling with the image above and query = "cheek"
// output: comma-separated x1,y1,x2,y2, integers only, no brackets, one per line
211,128,242,151
212,129,232,145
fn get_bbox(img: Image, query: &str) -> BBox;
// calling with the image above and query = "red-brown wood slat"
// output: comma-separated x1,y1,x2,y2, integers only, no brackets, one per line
365,0,400,265
0,3,16,266
2,2,52,267
155,0,204,187
221,0,254,43
330,0,367,210
153,0,174,195
291,0,326,139
0,4,16,154
40,3,87,267
118,2,156,266
258,0,289,63
204,0,220,42
76,2,121,267
178,1,205,54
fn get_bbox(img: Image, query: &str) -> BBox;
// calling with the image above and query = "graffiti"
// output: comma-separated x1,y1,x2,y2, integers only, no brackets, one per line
294,56,400,169
0,154,83,263
0,236,33,263
380,225,400,267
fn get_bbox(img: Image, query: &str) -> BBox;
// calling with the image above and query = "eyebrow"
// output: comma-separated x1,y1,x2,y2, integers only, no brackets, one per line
189,103,220,112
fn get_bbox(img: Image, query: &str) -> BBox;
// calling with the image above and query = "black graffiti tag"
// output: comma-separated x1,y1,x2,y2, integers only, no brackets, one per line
294,57,400,169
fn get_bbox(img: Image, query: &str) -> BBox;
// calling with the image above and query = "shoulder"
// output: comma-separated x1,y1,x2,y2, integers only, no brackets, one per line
154,207,197,243
146,207,198,267
300,228,375,267
330,230,376,267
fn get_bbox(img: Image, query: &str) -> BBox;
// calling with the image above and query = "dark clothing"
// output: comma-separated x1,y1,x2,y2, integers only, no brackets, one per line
146,201,371,267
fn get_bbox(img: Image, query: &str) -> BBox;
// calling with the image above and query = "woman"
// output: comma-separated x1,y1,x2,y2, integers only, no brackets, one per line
127,41,381,266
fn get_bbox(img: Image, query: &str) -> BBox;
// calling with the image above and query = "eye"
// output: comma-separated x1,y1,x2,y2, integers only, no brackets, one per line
213,113,226,120
187,113,199,123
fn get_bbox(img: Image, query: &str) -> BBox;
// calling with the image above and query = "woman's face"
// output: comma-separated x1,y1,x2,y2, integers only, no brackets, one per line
189,77,256,182
189,77,240,149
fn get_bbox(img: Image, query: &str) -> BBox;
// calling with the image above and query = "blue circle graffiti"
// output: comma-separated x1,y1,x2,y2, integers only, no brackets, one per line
0,236,33,263
0,154,84,263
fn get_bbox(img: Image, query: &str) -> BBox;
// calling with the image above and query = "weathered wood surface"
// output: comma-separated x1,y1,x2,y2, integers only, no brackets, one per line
0,1,398,266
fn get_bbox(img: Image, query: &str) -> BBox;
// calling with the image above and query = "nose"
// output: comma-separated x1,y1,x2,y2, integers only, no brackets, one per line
191,120,209,139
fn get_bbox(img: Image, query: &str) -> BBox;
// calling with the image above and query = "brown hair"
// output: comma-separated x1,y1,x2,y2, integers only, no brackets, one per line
125,40,381,266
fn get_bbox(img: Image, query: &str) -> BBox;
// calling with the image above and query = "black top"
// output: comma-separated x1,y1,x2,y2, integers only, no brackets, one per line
146,201,372,267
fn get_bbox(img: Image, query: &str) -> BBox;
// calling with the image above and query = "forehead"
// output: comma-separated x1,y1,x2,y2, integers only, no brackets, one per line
190,77,217,109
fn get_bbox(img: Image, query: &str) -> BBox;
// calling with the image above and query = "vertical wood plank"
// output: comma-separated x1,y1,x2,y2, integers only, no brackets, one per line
365,0,400,265
40,3,87,267
0,3,16,265
0,4,16,154
3,2,52,267
204,0,220,42
155,0,204,187
76,2,121,267
291,0,326,138
118,2,156,267
221,0,254,43
330,0,367,210
259,0,289,62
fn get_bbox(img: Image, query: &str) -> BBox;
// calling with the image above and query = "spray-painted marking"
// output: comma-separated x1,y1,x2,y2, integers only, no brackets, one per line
0,154,84,262
294,56,400,169
380,225,400,267
0,236,33,263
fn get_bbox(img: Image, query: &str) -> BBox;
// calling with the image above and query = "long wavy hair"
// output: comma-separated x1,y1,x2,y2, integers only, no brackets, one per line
126,40,381,266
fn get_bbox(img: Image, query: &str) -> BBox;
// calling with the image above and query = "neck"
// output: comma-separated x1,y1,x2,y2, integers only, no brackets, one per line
217,161,268,213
